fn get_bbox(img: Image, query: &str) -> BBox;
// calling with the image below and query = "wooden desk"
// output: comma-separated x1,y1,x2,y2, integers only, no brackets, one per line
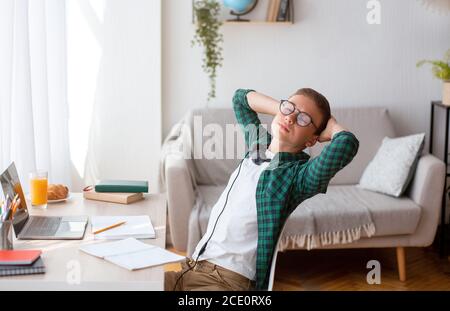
0,193,167,290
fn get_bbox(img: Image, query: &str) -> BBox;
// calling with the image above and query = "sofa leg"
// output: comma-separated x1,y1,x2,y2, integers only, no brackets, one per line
396,247,406,282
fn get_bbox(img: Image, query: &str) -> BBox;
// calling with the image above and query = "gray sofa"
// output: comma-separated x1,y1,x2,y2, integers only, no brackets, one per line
161,106,446,281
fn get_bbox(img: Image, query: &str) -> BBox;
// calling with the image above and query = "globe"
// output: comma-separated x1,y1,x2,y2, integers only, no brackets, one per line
223,0,258,21
223,0,255,13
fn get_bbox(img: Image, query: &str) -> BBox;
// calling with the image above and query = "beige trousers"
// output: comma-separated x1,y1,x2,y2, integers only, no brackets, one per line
165,259,255,291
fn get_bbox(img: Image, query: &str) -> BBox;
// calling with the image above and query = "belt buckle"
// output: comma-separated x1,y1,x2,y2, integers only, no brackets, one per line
193,260,206,272
193,262,202,272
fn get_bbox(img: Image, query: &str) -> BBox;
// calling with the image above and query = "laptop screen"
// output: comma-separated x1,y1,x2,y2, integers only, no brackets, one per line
0,162,30,235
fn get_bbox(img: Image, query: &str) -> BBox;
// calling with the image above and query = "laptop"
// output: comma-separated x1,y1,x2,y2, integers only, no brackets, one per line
0,162,88,240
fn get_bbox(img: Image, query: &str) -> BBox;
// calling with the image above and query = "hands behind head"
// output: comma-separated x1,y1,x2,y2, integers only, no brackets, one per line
318,116,338,143
305,116,345,148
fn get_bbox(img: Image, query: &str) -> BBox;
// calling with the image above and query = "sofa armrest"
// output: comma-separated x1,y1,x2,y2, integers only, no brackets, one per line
408,154,445,207
165,154,196,252
406,154,446,244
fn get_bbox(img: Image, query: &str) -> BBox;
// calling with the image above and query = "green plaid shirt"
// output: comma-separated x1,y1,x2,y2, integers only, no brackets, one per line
232,89,359,290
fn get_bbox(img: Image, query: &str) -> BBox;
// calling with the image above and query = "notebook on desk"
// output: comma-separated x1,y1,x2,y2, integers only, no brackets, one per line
95,180,148,193
79,238,185,270
91,215,155,240
83,190,144,204
0,250,41,265
0,257,46,277
0,250,45,277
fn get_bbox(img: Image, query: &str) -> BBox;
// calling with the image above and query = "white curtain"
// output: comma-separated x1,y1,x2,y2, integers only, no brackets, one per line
0,0,71,192
67,0,162,192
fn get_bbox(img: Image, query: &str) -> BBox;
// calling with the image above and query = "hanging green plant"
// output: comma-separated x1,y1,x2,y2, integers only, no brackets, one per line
192,0,224,103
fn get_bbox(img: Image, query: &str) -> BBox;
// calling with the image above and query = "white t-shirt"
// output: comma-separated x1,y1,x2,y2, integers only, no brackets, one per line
191,149,274,281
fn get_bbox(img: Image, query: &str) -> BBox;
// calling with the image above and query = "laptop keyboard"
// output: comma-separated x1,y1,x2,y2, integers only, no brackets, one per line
22,216,62,237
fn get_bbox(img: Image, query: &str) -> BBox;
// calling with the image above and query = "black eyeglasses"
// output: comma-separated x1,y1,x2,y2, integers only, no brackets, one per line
279,100,318,129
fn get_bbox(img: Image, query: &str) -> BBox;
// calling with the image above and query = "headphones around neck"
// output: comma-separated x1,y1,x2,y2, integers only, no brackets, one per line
252,143,271,165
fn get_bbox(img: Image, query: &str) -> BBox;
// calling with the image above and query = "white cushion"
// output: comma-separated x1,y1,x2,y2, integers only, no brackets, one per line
358,133,425,197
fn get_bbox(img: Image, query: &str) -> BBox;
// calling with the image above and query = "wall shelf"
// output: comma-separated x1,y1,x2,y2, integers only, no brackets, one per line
192,0,295,25
223,21,293,25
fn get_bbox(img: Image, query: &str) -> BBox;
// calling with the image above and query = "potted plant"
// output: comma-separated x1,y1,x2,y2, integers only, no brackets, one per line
417,49,450,106
192,0,224,103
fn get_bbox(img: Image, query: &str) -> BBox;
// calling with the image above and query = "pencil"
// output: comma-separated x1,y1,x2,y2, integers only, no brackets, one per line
93,221,127,235
10,194,19,208
10,198,21,219
11,193,19,203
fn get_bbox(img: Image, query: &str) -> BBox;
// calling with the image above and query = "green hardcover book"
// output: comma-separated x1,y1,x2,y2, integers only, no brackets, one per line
95,180,148,193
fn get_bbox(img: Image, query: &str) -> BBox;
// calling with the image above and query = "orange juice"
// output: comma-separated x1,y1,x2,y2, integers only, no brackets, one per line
30,177,48,205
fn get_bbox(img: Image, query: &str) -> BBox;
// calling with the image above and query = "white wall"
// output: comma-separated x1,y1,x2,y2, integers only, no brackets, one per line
162,0,450,143
67,0,161,192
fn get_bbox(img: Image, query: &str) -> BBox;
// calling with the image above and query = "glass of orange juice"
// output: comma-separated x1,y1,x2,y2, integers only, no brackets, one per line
29,170,48,208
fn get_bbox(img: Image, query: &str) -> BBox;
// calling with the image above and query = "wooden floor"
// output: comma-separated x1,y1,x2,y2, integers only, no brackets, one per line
165,247,450,290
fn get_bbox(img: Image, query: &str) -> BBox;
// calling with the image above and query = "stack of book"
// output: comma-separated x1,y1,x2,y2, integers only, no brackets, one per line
0,250,45,277
83,180,149,205
266,0,291,22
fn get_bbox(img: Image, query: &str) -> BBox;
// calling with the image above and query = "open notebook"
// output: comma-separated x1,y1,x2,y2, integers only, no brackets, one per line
79,238,186,270
91,216,155,239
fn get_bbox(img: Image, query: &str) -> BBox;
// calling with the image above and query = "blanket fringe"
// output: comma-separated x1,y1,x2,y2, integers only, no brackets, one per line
279,223,376,251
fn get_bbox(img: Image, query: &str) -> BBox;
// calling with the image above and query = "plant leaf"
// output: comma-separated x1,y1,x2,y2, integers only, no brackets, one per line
193,0,224,102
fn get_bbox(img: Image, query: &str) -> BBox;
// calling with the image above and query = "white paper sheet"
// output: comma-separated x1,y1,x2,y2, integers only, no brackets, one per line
91,215,155,239
80,237,150,258
80,238,186,270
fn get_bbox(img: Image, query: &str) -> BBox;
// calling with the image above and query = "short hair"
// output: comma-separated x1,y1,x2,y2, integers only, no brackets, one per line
290,88,331,134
